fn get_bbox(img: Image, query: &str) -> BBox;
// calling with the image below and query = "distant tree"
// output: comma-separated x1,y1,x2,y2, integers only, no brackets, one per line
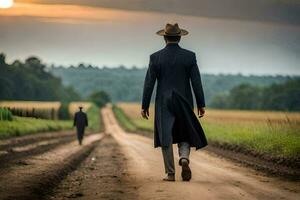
0,54,81,102
210,93,229,109
62,86,81,102
0,53,6,65
210,84,262,110
12,60,22,67
89,91,111,108
78,63,86,69
25,56,42,66
261,79,300,111
58,103,70,120
48,61,298,108
227,84,262,110
210,79,300,111
118,65,126,69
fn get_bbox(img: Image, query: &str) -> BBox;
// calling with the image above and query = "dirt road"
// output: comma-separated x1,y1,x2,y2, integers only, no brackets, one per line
1,107,299,200
101,106,299,200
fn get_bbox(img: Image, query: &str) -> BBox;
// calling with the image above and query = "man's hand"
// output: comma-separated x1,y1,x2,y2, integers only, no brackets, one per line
198,107,205,118
141,109,149,120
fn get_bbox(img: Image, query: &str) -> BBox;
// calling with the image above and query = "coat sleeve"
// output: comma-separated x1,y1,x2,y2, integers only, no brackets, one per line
85,113,88,127
190,53,205,108
142,55,157,110
73,113,77,126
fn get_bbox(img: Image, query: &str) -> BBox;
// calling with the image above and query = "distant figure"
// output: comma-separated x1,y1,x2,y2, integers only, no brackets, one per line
73,106,88,145
141,23,207,182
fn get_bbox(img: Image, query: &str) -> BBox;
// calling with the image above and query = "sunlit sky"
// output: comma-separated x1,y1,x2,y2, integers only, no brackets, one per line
0,0,300,75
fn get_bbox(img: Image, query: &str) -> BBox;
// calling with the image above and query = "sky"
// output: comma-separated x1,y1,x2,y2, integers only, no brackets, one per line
0,0,300,75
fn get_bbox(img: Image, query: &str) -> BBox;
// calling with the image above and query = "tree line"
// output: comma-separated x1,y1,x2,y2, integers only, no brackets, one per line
50,63,297,110
0,53,111,117
211,79,300,111
0,53,80,102
1,53,299,111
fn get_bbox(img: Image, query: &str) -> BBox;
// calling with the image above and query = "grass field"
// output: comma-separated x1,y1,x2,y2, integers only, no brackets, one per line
0,117,71,138
85,103,102,132
114,103,300,158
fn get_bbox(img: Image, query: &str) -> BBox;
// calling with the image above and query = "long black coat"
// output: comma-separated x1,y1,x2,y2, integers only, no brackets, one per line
142,43,207,150
73,111,88,138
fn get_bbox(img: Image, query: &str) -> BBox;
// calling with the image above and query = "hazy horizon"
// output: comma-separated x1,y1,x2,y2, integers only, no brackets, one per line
1,0,300,75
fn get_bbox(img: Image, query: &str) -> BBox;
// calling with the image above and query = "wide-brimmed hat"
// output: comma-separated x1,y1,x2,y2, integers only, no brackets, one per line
156,23,188,36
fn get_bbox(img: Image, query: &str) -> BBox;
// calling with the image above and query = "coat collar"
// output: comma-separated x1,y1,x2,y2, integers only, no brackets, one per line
165,43,180,48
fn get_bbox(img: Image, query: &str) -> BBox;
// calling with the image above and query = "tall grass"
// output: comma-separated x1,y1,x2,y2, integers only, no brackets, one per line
0,108,13,121
0,101,61,119
112,105,137,132
202,120,300,158
85,103,102,132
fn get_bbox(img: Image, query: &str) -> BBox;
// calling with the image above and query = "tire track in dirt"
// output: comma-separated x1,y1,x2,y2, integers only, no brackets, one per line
0,134,104,200
49,134,138,200
0,131,74,150
0,131,97,170
0,136,74,170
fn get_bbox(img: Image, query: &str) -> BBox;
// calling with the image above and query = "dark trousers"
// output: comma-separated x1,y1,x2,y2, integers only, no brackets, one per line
161,141,190,174
76,127,85,143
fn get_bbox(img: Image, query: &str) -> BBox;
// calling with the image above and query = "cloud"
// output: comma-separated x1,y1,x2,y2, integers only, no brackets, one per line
15,0,300,25
0,2,160,24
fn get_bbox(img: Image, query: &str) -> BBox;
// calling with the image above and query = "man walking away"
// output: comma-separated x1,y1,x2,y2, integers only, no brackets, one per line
73,106,88,145
141,23,207,182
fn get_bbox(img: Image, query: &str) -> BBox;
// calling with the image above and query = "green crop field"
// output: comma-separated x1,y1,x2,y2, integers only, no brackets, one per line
0,117,72,138
0,102,102,138
113,103,300,159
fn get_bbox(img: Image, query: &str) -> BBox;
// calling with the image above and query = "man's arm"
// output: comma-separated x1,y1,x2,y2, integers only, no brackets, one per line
141,55,157,119
190,53,206,117
73,113,77,126
85,114,88,127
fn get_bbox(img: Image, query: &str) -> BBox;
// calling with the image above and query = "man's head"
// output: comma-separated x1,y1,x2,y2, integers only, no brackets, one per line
164,35,181,44
79,106,83,111
156,23,188,44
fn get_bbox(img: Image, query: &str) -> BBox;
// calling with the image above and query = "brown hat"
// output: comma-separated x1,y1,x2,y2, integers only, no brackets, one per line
156,23,188,36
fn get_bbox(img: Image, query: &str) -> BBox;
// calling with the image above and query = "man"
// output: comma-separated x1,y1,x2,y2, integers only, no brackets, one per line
73,106,88,145
141,23,207,182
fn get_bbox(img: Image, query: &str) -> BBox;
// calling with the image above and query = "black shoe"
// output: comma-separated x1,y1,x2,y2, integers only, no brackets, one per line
181,159,191,181
163,174,175,182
